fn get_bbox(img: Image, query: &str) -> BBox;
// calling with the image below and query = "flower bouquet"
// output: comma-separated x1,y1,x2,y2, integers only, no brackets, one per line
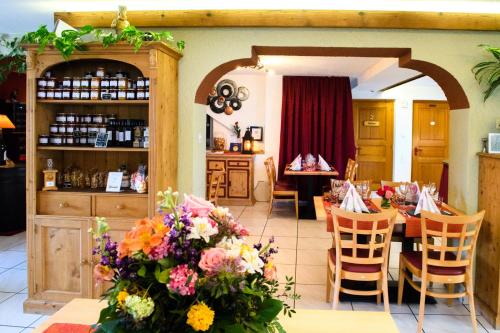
91,188,297,333
376,186,395,208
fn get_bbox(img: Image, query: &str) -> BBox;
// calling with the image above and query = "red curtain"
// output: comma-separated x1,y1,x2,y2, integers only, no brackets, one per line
278,76,356,180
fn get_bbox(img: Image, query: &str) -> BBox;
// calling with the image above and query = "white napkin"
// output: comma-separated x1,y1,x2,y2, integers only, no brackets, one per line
340,184,369,213
414,187,440,215
290,154,302,171
408,181,420,203
318,155,331,171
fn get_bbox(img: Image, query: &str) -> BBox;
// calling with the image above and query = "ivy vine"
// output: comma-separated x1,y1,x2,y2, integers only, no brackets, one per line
0,24,185,83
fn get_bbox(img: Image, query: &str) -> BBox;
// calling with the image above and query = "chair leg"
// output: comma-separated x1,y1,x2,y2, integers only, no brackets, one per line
417,276,427,333
332,267,341,310
376,279,381,304
268,196,274,217
466,274,479,333
397,256,405,305
326,256,332,303
382,270,390,312
447,284,454,307
294,192,299,220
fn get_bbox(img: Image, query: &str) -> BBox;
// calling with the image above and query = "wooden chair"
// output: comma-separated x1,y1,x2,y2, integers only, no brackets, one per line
326,207,397,311
397,210,485,333
344,158,358,182
381,180,405,188
264,157,299,219
207,169,225,206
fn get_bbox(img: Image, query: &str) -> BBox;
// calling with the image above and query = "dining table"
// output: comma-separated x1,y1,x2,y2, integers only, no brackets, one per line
284,165,339,219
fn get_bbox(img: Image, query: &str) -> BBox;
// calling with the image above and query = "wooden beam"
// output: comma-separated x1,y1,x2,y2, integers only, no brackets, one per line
379,74,426,92
54,9,500,31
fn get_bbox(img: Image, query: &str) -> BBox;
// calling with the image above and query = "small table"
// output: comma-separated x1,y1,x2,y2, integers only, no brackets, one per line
285,167,339,219
33,298,399,333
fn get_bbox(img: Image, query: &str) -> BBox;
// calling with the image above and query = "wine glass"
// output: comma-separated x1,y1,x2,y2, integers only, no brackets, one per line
427,182,437,196
360,181,370,200
399,182,410,204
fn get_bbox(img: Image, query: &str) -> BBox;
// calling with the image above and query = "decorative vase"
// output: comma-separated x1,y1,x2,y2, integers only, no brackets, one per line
381,197,391,209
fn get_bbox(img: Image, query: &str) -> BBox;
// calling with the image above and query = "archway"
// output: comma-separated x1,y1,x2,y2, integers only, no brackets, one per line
195,46,469,110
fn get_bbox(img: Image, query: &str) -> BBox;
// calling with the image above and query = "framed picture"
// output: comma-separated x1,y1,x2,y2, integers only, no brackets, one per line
229,143,242,153
94,132,109,148
106,172,123,192
488,133,500,153
250,126,263,141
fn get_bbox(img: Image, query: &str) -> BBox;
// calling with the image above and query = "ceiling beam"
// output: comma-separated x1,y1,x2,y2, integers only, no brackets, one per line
54,9,500,31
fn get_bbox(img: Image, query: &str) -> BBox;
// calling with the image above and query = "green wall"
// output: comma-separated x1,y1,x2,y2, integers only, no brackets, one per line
170,27,500,213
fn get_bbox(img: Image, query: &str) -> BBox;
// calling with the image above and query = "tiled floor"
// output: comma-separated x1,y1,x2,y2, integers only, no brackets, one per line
0,202,498,332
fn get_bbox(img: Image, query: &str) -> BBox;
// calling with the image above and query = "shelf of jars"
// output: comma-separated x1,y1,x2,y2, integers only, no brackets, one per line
37,146,148,152
39,188,148,196
37,100,149,105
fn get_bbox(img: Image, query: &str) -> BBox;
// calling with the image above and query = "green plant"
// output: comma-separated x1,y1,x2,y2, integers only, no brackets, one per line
472,44,500,101
0,24,185,84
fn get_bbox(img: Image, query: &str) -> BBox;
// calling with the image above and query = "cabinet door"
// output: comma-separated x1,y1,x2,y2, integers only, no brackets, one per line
227,169,250,198
33,216,91,303
91,218,135,298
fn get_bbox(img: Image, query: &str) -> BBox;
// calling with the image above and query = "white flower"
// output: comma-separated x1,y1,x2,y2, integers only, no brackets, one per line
187,217,218,243
240,244,264,274
124,295,155,321
216,236,244,258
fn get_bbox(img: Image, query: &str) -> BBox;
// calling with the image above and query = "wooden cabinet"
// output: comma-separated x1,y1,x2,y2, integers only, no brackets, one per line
30,216,91,313
206,153,255,206
476,153,500,329
24,43,181,314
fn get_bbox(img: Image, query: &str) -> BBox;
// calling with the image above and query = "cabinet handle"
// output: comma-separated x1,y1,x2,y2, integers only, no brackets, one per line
116,204,124,210
58,202,69,208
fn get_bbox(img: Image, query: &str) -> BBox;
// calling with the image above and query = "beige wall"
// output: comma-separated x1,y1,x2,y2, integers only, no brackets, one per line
170,27,500,213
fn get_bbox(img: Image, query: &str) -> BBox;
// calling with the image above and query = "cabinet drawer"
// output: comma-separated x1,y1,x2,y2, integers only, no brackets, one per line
206,186,226,199
95,195,148,218
38,192,91,216
228,160,249,167
207,172,226,185
207,160,226,171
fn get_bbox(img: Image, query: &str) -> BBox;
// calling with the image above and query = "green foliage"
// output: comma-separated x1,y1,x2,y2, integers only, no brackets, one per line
0,24,185,85
472,44,500,101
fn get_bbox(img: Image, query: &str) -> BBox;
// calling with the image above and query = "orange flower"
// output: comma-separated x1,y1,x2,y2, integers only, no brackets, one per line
94,264,114,282
117,217,169,258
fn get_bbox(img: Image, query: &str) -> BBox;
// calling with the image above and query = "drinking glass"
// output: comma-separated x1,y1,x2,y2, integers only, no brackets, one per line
399,182,410,202
427,182,437,196
360,181,370,200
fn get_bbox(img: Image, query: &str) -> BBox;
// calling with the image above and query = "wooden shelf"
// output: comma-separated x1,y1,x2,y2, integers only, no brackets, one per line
37,146,148,152
38,188,148,197
37,99,149,105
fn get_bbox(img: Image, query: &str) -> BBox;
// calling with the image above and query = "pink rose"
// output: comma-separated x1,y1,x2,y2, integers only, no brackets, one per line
385,190,394,199
199,248,226,274
183,194,215,217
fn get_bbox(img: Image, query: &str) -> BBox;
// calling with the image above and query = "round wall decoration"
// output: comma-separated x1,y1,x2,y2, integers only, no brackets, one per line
209,79,250,116
217,79,237,98
209,96,225,113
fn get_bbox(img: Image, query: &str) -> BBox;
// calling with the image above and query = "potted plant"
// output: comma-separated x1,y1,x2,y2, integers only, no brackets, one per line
472,44,500,101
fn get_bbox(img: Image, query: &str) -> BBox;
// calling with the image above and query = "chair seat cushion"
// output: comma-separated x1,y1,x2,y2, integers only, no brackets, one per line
402,251,466,276
274,183,296,192
328,248,381,273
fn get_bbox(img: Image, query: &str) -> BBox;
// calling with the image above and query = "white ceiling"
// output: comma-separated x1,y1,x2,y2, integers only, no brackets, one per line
232,55,426,92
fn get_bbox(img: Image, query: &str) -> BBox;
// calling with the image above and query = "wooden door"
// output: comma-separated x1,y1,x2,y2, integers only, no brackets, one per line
412,101,449,186
353,100,394,187
92,218,135,298
227,168,250,198
33,216,91,303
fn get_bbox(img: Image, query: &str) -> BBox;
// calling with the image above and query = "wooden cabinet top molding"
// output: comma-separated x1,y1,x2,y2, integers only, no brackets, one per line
478,153,500,160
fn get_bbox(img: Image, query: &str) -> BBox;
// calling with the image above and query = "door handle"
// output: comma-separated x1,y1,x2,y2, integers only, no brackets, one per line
414,147,422,155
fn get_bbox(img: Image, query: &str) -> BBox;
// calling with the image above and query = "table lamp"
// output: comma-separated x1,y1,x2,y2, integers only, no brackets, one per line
0,114,15,166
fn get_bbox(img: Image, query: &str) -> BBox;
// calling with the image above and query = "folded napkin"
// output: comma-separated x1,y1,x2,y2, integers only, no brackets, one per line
318,154,331,171
414,187,440,215
43,323,94,333
290,154,302,171
408,181,420,203
340,184,369,213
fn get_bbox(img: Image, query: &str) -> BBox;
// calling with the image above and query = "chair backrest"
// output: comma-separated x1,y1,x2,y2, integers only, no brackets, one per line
208,169,225,205
420,210,485,270
381,180,404,188
264,157,276,192
345,158,358,182
331,207,397,268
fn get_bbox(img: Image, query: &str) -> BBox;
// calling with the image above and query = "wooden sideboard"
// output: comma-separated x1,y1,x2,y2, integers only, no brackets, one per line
206,153,255,206
476,153,500,329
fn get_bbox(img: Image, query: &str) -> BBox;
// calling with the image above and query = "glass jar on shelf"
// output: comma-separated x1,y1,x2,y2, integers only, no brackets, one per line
80,89,90,100
118,77,129,90
38,134,50,146
66,113,77,123
56,113,67,123
79,124,88,134
96,67,105,78
64,134,75,146
109,89,118,100
109,77,118,89
54,88,62,100
100,77,110,89
90,88,100,100
37,78,47,89
136,89,146,100
66,122,76,134
72,77,81,89
100,89,112,100
80,78,90,89
117,90,127,100
37,89,47,99
46,78,56,89
58,124,67,134
90,77,101,89
62,88,72,100
62,77,72,89
92,114,105,124
71,88,81,100
83,114,93,124
49,123,59,134
126,89,136,100
46,89,55,100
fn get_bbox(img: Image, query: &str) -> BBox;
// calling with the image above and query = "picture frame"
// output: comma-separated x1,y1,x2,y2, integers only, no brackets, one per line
488,133,500,153
229,143,242,153
106,171,123,192
250,126,263,141
94,132,109,148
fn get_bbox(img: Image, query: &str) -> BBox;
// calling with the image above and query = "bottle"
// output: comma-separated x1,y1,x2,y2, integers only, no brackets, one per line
107,119,115,147
124,120,133,147
117,120,125,147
